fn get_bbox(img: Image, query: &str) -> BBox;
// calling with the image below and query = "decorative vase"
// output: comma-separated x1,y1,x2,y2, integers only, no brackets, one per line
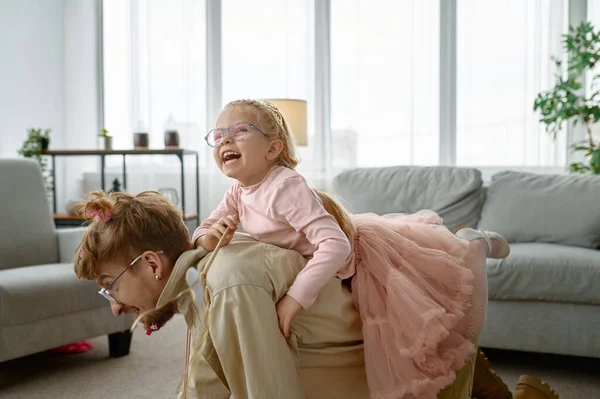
164,130,180,148
134,132,149,149
40,137,50,151
98,136,113,150
164,114,180,149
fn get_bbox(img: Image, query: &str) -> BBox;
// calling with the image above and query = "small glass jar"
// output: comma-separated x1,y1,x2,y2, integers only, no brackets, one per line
164,114,180,149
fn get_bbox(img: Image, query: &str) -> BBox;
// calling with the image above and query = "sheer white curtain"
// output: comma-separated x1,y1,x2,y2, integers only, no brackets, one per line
102,0,207,216
456,0,568,167
221,0,315,171
587,0,600,106
103,0,206,156
330,0,440,169
102,0,575,213
589,0,600,23
104,0,315,218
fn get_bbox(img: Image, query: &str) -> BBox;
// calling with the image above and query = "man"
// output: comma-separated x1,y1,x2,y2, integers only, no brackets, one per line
76,190,557,398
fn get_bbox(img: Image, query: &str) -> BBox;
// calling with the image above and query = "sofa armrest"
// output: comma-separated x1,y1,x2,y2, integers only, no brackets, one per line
57,227,88,263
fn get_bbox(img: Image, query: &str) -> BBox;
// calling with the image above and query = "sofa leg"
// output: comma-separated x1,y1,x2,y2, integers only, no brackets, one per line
108,330,132,358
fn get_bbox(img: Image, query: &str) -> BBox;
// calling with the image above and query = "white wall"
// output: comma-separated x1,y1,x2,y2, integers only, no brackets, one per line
0,0,101,212
60,0,101,211
0,0,65,156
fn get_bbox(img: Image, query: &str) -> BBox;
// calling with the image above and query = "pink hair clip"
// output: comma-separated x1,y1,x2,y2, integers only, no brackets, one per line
146,323,159,336
86,209,112,223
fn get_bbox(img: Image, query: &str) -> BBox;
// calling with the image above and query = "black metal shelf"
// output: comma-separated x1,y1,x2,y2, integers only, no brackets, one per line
44,149,200,227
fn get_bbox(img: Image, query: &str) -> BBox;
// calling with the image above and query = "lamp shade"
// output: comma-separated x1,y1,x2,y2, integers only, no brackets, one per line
263,99,307,146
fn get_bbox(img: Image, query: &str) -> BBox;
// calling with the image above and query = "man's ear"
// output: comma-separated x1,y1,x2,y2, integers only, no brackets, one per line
266,139,284,161
143,251,166,279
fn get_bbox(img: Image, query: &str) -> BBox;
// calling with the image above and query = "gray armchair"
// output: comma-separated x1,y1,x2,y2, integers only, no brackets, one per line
0,159,133,362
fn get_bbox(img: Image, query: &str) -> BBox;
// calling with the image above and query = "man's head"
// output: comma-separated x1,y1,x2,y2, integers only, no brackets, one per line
75,190,192,330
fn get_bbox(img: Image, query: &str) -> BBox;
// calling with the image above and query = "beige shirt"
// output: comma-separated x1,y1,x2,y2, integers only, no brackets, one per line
156,234,368,399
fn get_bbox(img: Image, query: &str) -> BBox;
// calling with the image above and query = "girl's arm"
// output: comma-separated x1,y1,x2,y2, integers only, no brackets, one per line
271,176,351,309
192,186,239,247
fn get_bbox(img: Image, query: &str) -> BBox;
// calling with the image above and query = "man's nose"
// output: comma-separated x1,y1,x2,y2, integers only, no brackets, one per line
110,302,124,317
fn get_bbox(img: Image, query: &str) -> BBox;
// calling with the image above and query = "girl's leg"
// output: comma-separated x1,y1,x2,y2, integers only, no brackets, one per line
457,238,489,339
454,228,510,338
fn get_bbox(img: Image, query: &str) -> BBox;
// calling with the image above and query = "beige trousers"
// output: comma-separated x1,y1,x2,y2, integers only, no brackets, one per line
177,236,475,399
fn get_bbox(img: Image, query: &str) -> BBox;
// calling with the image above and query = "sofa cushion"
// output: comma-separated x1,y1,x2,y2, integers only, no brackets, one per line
0,159,58,269
332,166,484,232
486,243,600,304
0,263,107,326
478,171,600,249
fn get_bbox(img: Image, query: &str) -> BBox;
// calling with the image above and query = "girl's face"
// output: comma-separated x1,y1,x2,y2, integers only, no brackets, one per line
96,251,174,330
212,107,283,187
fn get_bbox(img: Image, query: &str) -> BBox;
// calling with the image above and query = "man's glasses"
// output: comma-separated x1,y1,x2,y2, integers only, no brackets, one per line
204,122,267,148
98,251,163,305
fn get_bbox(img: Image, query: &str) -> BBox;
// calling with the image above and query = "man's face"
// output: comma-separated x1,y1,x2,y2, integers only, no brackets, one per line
95,251,176,331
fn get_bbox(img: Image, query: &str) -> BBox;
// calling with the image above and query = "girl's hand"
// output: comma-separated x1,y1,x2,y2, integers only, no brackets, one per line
275,294,303,339
198,214,238,251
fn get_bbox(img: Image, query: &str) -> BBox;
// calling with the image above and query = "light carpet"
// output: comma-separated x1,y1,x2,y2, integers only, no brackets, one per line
0,315,598,398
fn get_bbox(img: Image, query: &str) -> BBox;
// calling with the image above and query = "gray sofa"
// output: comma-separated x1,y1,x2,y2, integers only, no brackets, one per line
333,165,600,359
0,159,134,363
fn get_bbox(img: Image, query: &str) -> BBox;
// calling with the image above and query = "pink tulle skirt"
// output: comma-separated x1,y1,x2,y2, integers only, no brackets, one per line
350,210,476,399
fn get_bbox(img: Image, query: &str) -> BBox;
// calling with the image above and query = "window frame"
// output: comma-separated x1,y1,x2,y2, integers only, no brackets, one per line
101,0,588,174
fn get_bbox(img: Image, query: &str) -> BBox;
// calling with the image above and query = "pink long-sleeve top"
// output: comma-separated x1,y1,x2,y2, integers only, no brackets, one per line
192,166,353,309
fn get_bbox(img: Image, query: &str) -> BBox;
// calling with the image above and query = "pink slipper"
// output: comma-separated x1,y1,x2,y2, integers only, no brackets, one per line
51,340,94,354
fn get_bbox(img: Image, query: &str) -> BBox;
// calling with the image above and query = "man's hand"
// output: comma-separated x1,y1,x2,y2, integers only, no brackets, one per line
275,295,303,339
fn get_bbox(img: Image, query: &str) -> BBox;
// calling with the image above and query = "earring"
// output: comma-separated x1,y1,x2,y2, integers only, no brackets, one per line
155,275,162,281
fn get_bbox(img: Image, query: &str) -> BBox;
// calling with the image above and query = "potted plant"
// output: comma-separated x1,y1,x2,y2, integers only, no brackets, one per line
98,128,113,150
17,128,53,199
533,22,600,174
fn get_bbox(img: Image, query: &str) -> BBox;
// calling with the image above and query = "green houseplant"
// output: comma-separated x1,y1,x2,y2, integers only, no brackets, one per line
98,128,113,150
533,22,600,174
17,128,53,198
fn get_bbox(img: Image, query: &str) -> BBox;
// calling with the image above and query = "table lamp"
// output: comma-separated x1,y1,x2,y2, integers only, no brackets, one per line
262,99,307,146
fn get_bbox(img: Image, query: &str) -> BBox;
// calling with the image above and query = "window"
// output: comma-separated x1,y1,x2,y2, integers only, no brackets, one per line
587,0,600,101
103,0,206,159
102,0,131,151
221,0,315,168
588,0,600,33
102,0,573,173
330,0,440,168
456,0,568,167
221,0,311,104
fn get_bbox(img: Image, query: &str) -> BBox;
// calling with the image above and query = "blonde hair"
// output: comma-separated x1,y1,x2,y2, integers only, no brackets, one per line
224,99,299,169
315,191,356,240
74,190,192,281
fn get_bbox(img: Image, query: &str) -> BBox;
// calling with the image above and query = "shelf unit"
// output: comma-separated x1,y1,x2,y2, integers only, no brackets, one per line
43,149,200,227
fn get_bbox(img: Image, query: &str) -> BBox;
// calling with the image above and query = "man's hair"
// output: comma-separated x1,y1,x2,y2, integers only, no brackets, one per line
74,190,192,280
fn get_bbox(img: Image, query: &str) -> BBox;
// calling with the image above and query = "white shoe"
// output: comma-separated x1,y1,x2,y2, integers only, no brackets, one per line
455,227,510,259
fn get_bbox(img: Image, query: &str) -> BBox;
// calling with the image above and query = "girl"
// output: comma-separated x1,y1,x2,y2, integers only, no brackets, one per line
194,99,510,399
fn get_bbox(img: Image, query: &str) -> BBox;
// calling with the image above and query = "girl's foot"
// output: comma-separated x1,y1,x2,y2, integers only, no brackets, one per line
455,227,510,259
